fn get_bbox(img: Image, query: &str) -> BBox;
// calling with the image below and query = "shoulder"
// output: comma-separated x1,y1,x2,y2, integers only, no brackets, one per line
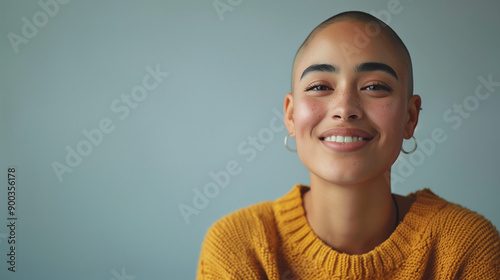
197,185,304,278
206,200,277,245
411,189,498,240
417,190,498,239
197,200,279,278
200,199,279,258
413,189,500,269
203,184,305,248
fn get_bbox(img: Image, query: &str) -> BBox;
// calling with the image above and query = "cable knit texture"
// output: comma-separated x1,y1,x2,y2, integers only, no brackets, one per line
197,185,500,279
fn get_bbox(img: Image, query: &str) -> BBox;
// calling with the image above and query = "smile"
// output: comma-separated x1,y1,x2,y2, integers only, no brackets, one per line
323,136,364,143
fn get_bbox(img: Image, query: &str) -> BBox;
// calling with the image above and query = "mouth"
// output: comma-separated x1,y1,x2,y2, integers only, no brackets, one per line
320,135,367,143
319,128,374,142
319,128,374,152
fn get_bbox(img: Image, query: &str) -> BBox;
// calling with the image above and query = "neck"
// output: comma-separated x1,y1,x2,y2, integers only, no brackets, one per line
303,172,396,254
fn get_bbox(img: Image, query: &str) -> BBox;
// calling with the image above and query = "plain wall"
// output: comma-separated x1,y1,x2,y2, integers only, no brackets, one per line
1,0,499,279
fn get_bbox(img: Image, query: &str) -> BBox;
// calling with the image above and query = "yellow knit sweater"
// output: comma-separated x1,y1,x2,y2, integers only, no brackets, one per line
197,185,500,279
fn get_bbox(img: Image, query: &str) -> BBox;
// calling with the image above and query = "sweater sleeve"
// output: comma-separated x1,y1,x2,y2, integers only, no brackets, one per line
196,202,277,280
459,217,500,279
432,202,500,279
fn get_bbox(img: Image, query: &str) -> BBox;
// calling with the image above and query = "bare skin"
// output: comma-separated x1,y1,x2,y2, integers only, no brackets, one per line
284,20,421,254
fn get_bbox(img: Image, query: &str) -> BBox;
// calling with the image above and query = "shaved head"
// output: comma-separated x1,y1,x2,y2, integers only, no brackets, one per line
291,11,413,97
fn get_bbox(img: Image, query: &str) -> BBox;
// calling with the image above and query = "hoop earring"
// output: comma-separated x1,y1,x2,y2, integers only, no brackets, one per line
284,134,297,152
401,136,417,154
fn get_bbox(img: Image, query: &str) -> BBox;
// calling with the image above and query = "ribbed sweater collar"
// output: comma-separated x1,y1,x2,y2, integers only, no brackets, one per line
272,184,447,278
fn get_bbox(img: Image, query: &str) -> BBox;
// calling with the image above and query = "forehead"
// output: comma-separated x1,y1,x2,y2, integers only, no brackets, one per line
294,20,407,82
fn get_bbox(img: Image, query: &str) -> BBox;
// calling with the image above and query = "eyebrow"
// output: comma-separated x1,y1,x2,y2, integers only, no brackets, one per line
299,62,399,81
356,62,398,80
300,64,337,80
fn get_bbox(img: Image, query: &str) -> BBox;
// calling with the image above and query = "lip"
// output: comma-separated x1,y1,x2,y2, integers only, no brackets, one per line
319,128,374,152
319,128,374,139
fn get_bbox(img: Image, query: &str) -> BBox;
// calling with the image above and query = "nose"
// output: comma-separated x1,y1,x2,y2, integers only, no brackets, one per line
331,90,363,121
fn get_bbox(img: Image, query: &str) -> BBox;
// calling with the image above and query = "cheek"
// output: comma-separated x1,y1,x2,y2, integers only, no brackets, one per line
368,99,407,139
293,97,325,136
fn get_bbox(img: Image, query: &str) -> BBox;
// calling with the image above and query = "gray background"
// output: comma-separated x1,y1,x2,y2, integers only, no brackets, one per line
1,0,499,279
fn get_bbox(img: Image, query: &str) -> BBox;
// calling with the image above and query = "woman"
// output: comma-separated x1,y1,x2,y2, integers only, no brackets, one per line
197,11,500,279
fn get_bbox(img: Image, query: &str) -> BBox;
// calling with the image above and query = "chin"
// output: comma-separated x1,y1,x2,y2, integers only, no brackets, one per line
311,156,392,185
310,167,372,186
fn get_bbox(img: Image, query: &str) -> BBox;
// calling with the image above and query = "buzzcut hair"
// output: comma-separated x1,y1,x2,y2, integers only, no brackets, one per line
291,11,413,97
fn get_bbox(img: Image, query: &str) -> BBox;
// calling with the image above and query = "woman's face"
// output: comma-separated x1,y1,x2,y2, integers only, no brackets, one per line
285,20,420,186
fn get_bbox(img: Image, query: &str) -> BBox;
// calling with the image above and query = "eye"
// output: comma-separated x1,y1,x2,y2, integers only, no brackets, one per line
362,83,392,92
306,84,333,91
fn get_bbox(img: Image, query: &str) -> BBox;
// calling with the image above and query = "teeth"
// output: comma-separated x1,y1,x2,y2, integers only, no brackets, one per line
323,136,364,143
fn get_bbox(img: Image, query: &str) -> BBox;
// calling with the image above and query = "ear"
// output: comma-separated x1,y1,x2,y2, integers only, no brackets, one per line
404,95,422,139
284,93,296,137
